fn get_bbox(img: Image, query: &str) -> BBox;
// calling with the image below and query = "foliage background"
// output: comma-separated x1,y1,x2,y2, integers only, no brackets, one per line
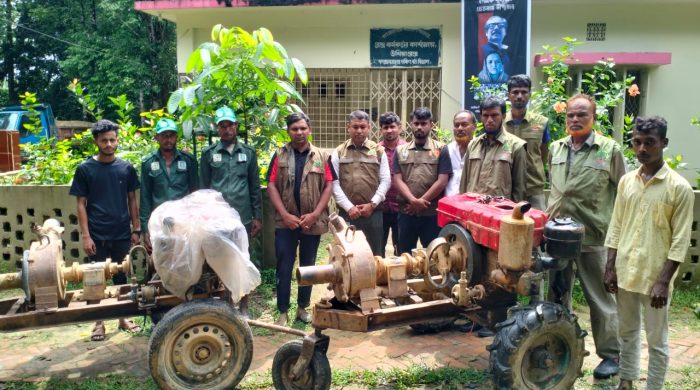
0,0,176,121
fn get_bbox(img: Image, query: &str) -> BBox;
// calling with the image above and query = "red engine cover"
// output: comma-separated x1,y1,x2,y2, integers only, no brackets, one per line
437,193,547,251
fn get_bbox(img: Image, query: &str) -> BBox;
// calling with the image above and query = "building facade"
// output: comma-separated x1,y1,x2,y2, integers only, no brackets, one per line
135,0,700,181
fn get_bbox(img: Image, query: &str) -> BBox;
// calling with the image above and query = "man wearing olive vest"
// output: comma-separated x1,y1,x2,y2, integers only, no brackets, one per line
504,74,551,210
393,107,452,254
459,95,527,202
547,93,624,379
330,110,391,256
267,113,334,326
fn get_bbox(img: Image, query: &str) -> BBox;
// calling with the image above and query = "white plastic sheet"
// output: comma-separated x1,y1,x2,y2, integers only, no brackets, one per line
148,189,261,301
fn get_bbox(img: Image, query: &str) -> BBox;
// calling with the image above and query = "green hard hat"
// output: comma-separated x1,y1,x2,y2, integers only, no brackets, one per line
154,118,178,134
215,106,237,124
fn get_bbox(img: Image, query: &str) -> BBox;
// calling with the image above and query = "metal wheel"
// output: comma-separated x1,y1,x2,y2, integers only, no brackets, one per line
488,302,587,390
423,237,455,289
148,299,253,390
439,223,483,286
272,339,331,390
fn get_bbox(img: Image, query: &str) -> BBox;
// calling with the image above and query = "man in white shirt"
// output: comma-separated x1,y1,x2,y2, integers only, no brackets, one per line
330,110,391,255
445,110,477,196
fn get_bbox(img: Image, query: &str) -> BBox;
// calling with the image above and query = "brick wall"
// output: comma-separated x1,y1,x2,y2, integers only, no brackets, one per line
0,131,21,172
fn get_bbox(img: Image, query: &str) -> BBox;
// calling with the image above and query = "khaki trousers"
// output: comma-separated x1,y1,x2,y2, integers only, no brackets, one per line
617,288,670,390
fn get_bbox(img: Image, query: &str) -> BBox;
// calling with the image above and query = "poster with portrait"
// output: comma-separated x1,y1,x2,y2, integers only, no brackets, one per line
462,0,530,112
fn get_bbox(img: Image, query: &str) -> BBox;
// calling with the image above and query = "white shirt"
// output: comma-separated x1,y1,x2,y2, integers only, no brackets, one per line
330,147,391,212
444,141,467,196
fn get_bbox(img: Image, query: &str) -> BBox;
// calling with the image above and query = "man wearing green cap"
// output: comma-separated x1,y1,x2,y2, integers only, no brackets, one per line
139,118,199,252
200,106,262,317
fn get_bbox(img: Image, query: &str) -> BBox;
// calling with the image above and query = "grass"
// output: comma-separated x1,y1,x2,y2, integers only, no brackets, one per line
0,375,158,390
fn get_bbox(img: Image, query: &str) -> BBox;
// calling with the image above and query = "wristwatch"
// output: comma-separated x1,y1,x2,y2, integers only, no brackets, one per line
132,229,141,234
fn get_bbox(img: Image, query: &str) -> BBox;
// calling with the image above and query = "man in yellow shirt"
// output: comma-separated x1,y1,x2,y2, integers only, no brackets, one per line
604,116,694,390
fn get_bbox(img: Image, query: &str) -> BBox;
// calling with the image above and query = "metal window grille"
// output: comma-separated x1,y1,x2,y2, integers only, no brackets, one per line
586,23,606,41
293,68,442,148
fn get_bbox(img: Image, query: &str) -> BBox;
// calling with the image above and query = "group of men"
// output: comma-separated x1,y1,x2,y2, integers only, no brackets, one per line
70,73,692,389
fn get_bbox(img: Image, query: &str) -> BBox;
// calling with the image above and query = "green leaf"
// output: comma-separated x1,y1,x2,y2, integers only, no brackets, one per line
291,58,307,84
183,85,198,107
257,27,274,44
167,88,184,114
182,119,193,140
267,108,279,125
187,48,203,72
273,41,289,59
275,80,302,101
211,24,223,42
200,48,211,67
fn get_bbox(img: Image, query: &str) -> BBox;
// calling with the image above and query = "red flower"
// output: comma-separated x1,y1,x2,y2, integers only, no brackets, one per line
553,101,567,114
628,84,640,97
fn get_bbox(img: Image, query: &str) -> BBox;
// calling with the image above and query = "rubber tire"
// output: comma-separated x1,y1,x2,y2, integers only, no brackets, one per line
409,318,455,334
148,299,253,390
487,302,587,390
272,339,331,390
149,309,168,325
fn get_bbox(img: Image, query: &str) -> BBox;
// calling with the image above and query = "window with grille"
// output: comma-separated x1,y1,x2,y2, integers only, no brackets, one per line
293,68,442,148
586,23,606,41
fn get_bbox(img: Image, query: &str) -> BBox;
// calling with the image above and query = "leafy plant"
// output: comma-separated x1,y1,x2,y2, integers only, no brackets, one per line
19,92,42,136
467,74,508,106
2,81,156,185
665,152,686,171
529,37,634,140
166,25,307,175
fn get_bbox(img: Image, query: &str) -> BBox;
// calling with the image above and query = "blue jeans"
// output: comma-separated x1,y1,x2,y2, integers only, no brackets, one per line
275,228,321,313
397,213,441,254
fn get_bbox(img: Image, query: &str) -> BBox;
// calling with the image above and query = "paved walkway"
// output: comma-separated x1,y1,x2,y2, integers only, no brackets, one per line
0,308,698,386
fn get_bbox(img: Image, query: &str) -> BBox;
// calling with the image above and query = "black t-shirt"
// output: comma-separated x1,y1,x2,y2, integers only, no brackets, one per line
69,157,140,241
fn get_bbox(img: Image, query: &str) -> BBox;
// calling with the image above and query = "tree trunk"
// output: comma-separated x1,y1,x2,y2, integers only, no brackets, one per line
3,0,18,103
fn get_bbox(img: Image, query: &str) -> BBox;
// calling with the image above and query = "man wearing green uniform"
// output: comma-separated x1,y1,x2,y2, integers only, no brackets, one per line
139,118,198,252
547,93,624,379
503,74,550,210
200,106,262,317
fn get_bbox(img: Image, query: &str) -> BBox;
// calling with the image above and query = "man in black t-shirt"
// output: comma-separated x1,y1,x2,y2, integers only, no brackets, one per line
69,119,141,341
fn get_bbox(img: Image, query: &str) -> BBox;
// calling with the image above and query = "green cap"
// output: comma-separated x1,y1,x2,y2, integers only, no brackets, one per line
215,106,237,124
154,118,178,134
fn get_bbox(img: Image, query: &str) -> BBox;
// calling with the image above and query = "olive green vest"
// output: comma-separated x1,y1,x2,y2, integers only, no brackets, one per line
504,110,548,196
396,138,444,216
547,134,622,246
336,139,384,206
274,143,329,235
461,129,526,200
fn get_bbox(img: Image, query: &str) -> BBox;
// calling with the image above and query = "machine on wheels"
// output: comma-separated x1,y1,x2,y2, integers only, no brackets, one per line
274,193,589,390
0,218,286,390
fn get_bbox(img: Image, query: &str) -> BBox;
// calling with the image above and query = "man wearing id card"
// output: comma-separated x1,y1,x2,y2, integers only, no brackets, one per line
139,118,198,252
200,106,262,318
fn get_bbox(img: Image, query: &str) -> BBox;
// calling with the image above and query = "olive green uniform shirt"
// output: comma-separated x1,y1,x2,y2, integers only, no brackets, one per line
200,141,262,225
139,149,199,233
460,129,527,201
504,110,548,197
547,132,625,247
605,163,694,295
